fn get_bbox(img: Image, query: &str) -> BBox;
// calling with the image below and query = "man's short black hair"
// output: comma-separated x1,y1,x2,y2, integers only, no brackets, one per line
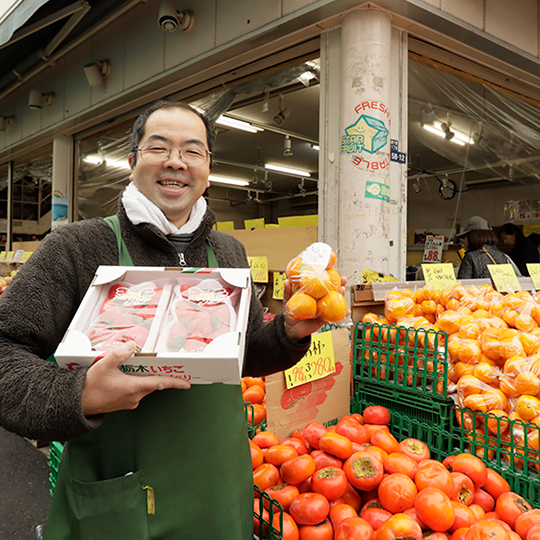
499,222,524,240
130,100,215,168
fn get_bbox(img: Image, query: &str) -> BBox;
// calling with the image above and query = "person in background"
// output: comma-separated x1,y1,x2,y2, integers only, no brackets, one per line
499,222,540,276
525,232,540,258
457,215,521,279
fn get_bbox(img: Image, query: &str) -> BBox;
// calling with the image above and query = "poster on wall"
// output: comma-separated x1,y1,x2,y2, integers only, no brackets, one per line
52,191,69,229
504,199,540,222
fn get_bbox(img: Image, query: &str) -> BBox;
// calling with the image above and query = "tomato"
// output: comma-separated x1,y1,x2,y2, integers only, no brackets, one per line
250,440,264,469
450,472,475,506
376,513,422,540
450,454,487,488
335,517,375,540
336,419,370,445
265,483,300,512
402,507,426,530
282,437,310,456
343,452,384,491
451,528,470,540
298,518,333,540
397,438,430,463
342,482,363,512
303,422,328,450
253,463,280,492
415,461,454,496
515,509,540,540
415,487,455,532
252,431,280,449
482,468,510,500
311,449,343,471
265,445,299,466
361,507,392,531
312,467,348,501
495,491,533,529
383,452,419,480
281,455,316,485
289,492,330,526
319,432,354,461
363,405,391,425
469,504,486,522
472,488,494,513
464,518,510,540
272,511,300,540
371,429,399,454
378,473,417,514
449,501,477,532
330,503,359,528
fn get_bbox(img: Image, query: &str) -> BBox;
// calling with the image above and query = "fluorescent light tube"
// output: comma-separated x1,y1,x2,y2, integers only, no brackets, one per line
209,175,249,187
265,163,311,177
216,116,263,133
423,124,466,146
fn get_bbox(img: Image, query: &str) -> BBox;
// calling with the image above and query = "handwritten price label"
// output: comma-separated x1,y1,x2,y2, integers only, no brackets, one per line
20,251,33,263
248,256,268,283
527,264,540,290
273,272,285,300
488,264,521,293
4,251,14,263
361,268,398,284
285,332,335,389
0,252,5,263
422,263,457,288
11,249,24,263
422,235,444,263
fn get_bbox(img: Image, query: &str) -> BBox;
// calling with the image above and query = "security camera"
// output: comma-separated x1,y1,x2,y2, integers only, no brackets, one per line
158,0,194,32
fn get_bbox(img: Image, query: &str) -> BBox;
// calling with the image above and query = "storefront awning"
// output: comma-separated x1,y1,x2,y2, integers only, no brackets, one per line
0,0,51,48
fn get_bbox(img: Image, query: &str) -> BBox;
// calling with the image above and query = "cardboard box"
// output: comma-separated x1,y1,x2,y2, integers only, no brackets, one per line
265,328,351,441
54,266,252,385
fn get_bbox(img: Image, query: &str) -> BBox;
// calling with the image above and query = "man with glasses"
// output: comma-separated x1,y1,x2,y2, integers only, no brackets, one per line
0,101,333,540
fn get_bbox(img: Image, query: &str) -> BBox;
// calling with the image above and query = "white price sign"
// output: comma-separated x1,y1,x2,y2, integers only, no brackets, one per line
422,235,444,263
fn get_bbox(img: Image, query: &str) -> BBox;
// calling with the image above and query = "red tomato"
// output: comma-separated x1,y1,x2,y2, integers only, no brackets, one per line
495,491,533,529
472,488,494,513
272,511,300,540
264,483,300,512
451,472,475,506
253,463,280,492
383,452,419,480
342,482,363,512
265,445,299,466
482,468,510,500
282,437,310,456
378,473,417,514
343,452,384,491
334,517,375,540
415,487,455,532
311,449,343,471
415,461,454,496
252,431,280,449
303,422,327,450
319,432,354,461
515,509,540,540
449,501,477,532
336,420,370,445
397,438,430,463
464,518,510,540
376,513,422,540
330,503,358,529
312,467,348,501
371,429,399,454
298,518,333,540
360,507,392,531
289,492,330,526
363,405,391,425
450,453,487,488
281,455,316,485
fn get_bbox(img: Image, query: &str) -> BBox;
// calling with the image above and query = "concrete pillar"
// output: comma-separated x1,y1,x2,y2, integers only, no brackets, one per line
339,8,393,285
52,135,73,228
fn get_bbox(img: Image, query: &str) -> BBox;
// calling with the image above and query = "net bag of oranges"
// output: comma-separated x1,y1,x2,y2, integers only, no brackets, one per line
285,242,347,323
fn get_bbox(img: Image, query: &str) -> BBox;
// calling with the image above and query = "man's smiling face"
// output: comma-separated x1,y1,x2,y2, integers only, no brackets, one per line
129,107,211,228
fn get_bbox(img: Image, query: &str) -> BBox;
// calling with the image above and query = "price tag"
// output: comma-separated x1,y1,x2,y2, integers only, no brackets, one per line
273,272,285,300
488,264,521,293
527,263,540,290
422,235,444,263
422,263,457,288
20,251,33,263
247,256,268,283
5,251,14,263
284,332,335,389
11,249,24,263
361,269,398,283
0,252,5,263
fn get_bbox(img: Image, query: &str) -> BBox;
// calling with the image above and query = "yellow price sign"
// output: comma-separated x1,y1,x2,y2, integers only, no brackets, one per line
284,332,335,389
5,251,14,263
488,264,521,293
248,256,268,283
527,264,540,290
0,252,5,263
422,263,457,288
20,251,33,263
273,272,285,300
361,269,398,283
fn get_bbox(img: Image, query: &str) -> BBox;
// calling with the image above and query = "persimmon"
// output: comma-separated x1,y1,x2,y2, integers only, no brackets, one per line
414,461,454,496
335,419,370,445
253,463,281,492
515,509,540,540
383,452,419,480
334,517,375,540
298,519,333,540
303,422,327,450
495,491,532,529
243,384,265,404
464,518,510,540
450,453,487,488
264,483,300,512
289,492,330,526
252,431,280,449
319,432,353,461
376,513,422,540
280,455,316,485
343,451,383,491
330,503,359,528
272,511,300,540
371,429,399,455
265,445,299,467
449,501,478,532
397,438,430,463
360,507,392,531
311,467,348,501
311,449,343,471
378,473,417,514
415,487,455,532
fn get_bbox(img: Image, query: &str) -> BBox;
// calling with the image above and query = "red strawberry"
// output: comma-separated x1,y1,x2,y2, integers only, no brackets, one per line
174,299,196,323
108,283,129,299
88,323,115,346
211,304,231,327
116,325,149,350
187,311,213,338
167,321,188,351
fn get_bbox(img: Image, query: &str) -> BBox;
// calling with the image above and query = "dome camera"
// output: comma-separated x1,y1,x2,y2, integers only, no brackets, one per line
158,0,194,32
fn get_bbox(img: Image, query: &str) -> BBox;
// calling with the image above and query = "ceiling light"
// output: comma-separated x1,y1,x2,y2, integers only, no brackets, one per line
209,175,249,187
158,0,194,31
215,116,263,133
283,135,293,157
423,124,465,146
311,144,320,151
421,103,437,125
273,93,291,126
83,155,130,170
28,90,55,110
265,163,310,177
84,60,111,87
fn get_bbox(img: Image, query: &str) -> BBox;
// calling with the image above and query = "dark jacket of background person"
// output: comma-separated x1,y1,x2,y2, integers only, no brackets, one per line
499,223,540,276
458,229,521,279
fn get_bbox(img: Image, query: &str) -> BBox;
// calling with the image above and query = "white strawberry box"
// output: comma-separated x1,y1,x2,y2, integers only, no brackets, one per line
54,266,252,385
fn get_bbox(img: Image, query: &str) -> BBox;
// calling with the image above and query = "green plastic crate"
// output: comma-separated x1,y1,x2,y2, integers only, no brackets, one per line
48,441,64,497
253,485,284,540
244,400,267,438
353,321,451,400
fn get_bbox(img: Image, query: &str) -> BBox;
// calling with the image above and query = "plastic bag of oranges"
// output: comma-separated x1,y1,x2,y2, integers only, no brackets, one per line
284,242,347,323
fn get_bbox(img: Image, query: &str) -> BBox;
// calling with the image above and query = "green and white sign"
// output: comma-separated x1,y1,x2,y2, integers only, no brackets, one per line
365,181,390,202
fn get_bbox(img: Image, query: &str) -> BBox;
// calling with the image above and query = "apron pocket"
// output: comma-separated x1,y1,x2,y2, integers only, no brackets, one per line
68,470,150,540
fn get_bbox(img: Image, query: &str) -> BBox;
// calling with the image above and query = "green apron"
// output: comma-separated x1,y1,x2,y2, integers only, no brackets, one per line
44,216,254,540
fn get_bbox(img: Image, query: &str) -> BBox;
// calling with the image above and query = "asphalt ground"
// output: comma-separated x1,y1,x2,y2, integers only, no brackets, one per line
0,427,50,540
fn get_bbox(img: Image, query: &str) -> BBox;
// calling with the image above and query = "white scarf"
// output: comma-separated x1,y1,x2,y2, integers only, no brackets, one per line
122,182,207,236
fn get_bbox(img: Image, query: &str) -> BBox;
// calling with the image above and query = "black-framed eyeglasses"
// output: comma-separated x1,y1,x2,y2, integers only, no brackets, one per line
135,145,211,167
